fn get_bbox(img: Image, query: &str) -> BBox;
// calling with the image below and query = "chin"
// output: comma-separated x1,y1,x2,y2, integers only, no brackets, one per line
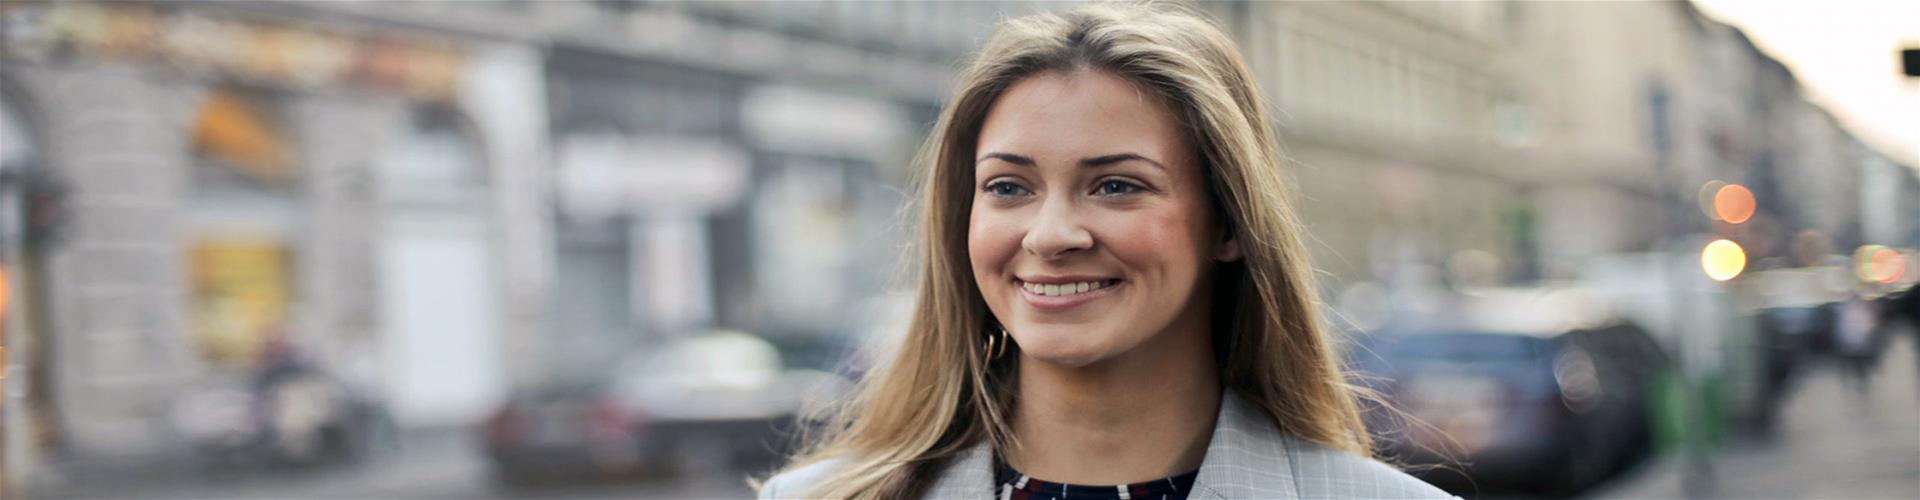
1009,327,1117,368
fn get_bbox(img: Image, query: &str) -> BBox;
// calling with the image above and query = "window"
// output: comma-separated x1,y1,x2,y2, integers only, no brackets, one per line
187,88,302,366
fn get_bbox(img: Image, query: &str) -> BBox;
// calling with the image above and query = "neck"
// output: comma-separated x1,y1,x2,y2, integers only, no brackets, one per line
1005,320,1221,485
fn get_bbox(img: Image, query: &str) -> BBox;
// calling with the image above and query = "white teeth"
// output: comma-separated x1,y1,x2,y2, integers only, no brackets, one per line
1021,280,1112,297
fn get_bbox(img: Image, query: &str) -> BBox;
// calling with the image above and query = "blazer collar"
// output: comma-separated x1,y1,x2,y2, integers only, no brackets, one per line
1189,391,1298,499
923,440,995,499
922,391,1298,499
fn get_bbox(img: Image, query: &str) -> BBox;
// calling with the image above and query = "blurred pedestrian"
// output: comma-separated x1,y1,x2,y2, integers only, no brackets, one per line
1835,295,1879,394
758,4,1450,499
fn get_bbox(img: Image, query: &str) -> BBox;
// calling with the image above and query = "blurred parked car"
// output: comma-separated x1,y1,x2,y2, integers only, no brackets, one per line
1880,283,1920,330
481,330,851,486
1880,284,1920,362
1353,298,1669,495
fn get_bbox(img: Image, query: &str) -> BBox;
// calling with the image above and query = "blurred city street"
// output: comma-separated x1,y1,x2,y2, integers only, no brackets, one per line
28,427,755,499
1,1,1916,498
1588,327,1920,500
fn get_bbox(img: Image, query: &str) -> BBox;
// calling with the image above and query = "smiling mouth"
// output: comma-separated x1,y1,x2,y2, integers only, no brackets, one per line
1015,278,1123,297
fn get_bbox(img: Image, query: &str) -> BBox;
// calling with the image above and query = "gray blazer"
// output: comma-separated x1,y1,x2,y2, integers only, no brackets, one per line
760,391,1454,499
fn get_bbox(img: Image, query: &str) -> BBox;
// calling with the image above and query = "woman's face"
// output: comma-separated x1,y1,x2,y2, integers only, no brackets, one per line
968,70,1240,368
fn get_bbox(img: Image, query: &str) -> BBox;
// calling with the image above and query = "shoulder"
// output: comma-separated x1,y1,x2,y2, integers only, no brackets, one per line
1280,435,1456,499
1204,392,1453,499
759,457,847,500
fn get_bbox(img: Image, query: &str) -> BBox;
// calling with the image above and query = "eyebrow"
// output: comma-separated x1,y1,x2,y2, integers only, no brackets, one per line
976,152,1168,171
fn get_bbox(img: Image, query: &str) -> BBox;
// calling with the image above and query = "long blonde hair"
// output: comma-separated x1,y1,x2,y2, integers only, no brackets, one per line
769,3,1371,498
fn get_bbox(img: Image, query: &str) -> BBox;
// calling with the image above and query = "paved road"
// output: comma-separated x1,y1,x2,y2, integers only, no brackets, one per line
31,331,1918,499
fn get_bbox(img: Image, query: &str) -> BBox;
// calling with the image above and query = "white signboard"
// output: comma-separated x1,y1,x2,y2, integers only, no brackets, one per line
557,132,750,217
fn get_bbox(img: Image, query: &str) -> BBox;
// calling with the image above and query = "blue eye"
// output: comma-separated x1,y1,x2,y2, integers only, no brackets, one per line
1095,179,1143,196
985,181,1030,197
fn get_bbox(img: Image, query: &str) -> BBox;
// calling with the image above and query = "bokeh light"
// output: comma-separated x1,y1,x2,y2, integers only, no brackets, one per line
0,265,9,321
1713,183,1756,224
1702,239,1747,281
1855,244,1904,283
1697,180,1728,220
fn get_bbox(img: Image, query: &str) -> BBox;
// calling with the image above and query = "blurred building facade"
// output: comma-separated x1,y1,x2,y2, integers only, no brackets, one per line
0,0,554,477
0,0,1913,488
526,0,988,376
0,0,1038,482
1232,1,1532,311
1231,0,1918,433
1230,0,1917,315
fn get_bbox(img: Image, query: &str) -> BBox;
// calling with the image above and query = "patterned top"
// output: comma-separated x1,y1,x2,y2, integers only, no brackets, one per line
994,457,1199,500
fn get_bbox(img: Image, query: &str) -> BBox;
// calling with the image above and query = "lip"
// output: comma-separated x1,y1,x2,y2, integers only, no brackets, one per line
1014,276,1123,311
1016,274,1117,284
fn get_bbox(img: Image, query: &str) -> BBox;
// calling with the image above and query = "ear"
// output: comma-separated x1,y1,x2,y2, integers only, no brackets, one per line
1213,229,1243,263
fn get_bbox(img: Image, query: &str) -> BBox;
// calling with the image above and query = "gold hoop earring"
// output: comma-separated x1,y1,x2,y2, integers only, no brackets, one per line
985,327,1009,362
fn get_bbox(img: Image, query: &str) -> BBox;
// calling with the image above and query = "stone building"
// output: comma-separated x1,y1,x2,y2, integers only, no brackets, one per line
0,0,551,476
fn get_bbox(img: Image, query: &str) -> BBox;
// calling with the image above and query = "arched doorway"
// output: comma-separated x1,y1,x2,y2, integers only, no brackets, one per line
376,107,503,427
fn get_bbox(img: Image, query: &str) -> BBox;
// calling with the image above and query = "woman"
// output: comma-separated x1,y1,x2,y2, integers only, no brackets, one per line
761,4,1451,499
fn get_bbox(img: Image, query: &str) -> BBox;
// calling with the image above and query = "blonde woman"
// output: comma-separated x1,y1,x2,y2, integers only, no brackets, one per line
761,4,1450,499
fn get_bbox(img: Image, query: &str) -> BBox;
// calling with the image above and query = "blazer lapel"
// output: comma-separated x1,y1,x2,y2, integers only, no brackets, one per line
923,441,996,499
1189,391,1299,499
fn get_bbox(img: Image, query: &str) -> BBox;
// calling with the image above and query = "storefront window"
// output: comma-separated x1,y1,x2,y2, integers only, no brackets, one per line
552,128,642,370
748,156,902,337
750,158,856,331
552,130,748,347
192,90,295,188
187,88,301,367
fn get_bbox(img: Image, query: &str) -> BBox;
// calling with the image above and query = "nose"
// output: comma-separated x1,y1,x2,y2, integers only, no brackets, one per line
1021,196,1093,259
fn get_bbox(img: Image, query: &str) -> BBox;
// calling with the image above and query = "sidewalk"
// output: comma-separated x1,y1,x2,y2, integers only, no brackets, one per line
25,425,758,499
1588,330,1920,499
26,427,488,499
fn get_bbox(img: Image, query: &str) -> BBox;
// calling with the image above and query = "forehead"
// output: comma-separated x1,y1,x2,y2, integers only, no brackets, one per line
976,70,1191,167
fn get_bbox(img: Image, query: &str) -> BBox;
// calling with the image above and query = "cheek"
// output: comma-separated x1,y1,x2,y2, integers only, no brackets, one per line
967,210,1018,277
1099,209,1201,267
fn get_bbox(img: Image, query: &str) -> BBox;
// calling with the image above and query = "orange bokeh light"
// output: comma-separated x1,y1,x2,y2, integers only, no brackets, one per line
0,265,9,321
1867,248,1904,284
1714,184,1755,224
